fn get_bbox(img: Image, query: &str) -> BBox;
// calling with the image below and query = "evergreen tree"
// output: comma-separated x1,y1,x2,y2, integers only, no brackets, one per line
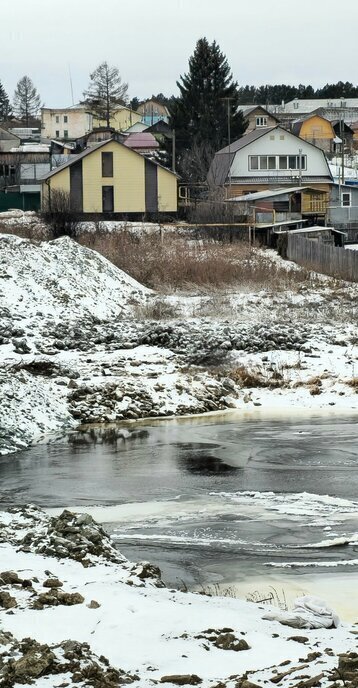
13,76,41,125
316,81,358,98
169,38,246,176
0,80,12,121
238,85,259,104
83,62,128,127
129,96,140,111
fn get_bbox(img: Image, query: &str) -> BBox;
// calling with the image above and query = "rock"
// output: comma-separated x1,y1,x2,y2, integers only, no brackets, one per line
0,570,22,585
43,577,63,588
214,633,250,652
338,652,358,679
0,591,17,609
288,636,309,644
32,589,84,609
294,674,324,688
12,647,55,679
160,675,202,685
131,561,165,586
87,599,101,609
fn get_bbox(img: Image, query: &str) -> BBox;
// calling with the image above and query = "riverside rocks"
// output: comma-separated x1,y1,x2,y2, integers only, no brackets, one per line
0,635,139,687
19,508,125,566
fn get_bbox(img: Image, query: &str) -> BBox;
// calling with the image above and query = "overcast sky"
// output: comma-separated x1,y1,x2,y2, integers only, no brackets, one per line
2,0,358,107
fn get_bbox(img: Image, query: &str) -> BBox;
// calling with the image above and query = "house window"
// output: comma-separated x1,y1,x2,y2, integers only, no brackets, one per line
64,115,68,123
249,155,307,172
256,116,267,127
63,130,68,138
55,130,60,138
102,186,114,212
259,156,267,170
293,101,299,109
55,115,59,123
342,192,351,207
102,152,113,177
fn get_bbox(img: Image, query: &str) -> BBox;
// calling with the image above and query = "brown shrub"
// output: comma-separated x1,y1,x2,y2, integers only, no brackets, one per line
76,230,309,291
347,377,358,389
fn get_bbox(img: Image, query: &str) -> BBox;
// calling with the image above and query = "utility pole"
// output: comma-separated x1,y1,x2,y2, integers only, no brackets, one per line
221,97,235,197
340,114,345,186
172,129,176,173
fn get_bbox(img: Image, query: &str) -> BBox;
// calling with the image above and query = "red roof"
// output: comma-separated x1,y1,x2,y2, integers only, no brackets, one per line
123,132,159,149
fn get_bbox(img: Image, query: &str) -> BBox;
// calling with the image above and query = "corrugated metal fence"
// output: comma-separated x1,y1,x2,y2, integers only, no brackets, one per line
287,235,358,282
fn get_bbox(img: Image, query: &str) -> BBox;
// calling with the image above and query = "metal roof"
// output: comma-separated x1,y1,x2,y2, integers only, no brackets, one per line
123,132,159,149
274,225,334,234
228,186,326,203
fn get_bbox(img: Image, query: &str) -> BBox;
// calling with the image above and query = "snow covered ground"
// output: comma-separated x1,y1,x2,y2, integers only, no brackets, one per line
0,506,357,688
0,233,357,454
0,230,357,686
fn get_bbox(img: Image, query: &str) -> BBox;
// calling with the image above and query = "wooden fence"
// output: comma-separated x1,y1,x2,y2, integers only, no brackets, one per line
287,235,358,282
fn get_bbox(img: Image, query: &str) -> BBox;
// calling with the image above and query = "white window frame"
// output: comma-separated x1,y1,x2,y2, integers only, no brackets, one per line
342,191,351,207
256,116,268,127
248,154,307,171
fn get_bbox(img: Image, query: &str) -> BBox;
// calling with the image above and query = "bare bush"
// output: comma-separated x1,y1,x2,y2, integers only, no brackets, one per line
229,364,285,389
41,189,79,239
76,229,310,291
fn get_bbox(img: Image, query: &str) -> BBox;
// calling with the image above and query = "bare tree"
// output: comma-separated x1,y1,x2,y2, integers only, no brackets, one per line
83,62,128,127
13,76,41,126
179,140,216,185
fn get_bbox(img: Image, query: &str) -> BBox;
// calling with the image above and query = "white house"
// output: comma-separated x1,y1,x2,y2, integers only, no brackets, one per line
208,126,333,199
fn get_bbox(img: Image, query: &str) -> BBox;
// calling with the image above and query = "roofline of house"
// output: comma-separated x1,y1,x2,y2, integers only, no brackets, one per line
40,137,179,181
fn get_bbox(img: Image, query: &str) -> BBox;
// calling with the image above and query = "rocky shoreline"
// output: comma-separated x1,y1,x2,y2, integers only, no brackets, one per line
0,234,357,454
0,505,357,687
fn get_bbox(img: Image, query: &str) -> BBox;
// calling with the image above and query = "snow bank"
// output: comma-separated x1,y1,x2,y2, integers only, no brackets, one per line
0,234,150,321
0,506,356,688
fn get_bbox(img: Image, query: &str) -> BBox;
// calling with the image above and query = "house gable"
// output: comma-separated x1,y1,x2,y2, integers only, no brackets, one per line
229,126,332,182
41,138,177,214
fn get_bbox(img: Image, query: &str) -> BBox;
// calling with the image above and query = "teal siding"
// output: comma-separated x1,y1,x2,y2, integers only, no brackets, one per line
0,192,41,212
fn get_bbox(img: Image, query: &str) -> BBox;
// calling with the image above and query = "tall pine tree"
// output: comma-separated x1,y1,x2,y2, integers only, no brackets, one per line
13,76,41,125
0,80,12,121
169,38,246,178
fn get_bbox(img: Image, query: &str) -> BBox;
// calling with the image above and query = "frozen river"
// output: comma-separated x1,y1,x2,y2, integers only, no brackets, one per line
1,412,357,617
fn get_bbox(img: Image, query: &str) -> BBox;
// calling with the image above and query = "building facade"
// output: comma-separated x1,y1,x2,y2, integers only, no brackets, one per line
41,139,177,215
208,126,333,199
41,105,141,140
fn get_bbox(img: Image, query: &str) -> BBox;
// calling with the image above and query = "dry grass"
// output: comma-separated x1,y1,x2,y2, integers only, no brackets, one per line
0,220,316,291
76,230,311,291
229,364,285,389
347,377,358,389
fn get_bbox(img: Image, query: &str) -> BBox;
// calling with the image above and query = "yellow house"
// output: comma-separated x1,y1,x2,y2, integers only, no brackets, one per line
41,105,142,140
94,107,142,132
41,138,178,215
292,114,335,152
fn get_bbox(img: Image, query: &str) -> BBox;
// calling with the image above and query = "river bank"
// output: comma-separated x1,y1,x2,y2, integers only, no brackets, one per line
0,233,357,455
0,505,357,687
